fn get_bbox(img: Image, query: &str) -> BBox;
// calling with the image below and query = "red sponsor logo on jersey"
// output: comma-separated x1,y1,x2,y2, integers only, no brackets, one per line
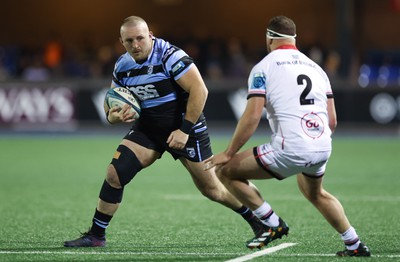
301,112,324,139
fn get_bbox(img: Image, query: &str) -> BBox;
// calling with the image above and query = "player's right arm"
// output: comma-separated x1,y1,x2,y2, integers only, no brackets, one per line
224,66,267,156
225,96,265,157
205,96,265,171
104,83,136,124
327,97,337,133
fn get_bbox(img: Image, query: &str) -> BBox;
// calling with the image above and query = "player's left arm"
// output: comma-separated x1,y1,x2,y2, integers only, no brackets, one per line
176,65,208,124
167,65,207,150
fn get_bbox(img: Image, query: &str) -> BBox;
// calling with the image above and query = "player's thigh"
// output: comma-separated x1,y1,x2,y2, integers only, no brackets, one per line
297,174,323,199
222,149,273,180
180,158,217,182
120,139,160,167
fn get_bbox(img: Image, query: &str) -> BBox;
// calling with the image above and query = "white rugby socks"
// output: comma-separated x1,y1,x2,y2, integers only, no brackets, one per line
340,226,361,250
253,201,280,227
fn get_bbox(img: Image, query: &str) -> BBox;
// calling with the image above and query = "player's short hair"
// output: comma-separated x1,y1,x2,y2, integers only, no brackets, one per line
267,16,296,39
121,16,147,28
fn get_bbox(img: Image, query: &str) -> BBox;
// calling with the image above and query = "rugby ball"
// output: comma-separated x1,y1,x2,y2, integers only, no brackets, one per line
104,87,141,120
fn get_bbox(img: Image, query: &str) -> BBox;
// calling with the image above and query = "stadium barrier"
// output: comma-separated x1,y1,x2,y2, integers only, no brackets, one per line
0,80,399,132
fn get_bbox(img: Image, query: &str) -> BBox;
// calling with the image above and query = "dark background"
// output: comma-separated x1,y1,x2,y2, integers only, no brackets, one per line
1,0,399,79
0,0,399,132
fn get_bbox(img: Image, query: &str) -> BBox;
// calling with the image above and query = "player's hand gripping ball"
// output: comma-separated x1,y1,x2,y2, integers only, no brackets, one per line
104,87,141,120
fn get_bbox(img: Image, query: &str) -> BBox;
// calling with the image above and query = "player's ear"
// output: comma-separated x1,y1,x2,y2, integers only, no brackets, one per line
149,31,153,38
119,37,123,45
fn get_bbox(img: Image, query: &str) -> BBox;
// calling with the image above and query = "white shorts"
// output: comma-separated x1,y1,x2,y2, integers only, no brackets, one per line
253,143,331,180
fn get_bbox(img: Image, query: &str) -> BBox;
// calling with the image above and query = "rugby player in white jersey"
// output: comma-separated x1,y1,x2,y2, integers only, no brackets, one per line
205,16,370,256
64,16,266,248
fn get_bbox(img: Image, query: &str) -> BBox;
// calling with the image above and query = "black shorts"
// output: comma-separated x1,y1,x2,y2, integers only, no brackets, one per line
123,116,212,162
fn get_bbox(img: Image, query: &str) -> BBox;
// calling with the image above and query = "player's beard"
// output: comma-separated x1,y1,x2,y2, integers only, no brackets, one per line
131,48,149,63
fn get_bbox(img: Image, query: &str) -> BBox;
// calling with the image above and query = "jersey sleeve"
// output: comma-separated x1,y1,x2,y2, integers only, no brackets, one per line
162,45,194,81
321,69,334,98
247,65,266,99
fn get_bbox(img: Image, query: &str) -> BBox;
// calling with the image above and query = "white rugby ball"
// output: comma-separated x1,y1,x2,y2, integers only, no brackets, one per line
104,87,141,120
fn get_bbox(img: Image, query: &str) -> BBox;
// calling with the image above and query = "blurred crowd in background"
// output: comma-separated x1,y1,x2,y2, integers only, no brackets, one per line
0,36,341,81
1,0,399,89
0,33,399,88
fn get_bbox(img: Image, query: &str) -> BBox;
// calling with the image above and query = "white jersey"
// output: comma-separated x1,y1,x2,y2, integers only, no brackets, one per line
248,45,333,152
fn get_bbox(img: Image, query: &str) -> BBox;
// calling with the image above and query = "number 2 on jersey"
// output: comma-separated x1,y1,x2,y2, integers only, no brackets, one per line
297,74,314,105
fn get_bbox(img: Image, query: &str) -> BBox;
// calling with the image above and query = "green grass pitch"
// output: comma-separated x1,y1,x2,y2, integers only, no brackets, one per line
0,133,399,261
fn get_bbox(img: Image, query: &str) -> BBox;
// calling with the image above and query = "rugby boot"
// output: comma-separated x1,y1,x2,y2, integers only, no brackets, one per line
246,218,289,249
247,215,266,237
64,231,106,247
336,242,371,257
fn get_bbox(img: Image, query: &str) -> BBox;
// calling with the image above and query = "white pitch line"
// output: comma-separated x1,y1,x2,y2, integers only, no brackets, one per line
0,249,398,259
0,250,236,256
225,242,297,262
278,254,400,258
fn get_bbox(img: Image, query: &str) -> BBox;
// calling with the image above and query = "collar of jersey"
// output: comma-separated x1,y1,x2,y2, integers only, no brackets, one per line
276,45,298,50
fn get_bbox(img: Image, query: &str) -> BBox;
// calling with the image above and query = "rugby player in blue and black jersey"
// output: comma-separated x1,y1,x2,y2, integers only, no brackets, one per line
64,16,265,248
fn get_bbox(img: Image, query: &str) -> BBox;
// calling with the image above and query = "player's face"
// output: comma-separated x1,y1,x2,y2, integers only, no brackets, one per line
120,24,153,62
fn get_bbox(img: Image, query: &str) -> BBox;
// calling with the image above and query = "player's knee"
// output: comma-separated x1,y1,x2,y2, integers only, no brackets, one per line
110,145,143,187
302,191,314,202
106,165,121,188
304,189,326,204
99,179,124,204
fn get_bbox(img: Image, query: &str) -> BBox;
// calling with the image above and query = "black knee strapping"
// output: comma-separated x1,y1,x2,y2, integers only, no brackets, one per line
111,145,143,186
99,180,123,204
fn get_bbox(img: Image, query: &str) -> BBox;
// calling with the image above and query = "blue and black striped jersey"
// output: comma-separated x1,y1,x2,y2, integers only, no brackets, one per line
112,37,194,131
